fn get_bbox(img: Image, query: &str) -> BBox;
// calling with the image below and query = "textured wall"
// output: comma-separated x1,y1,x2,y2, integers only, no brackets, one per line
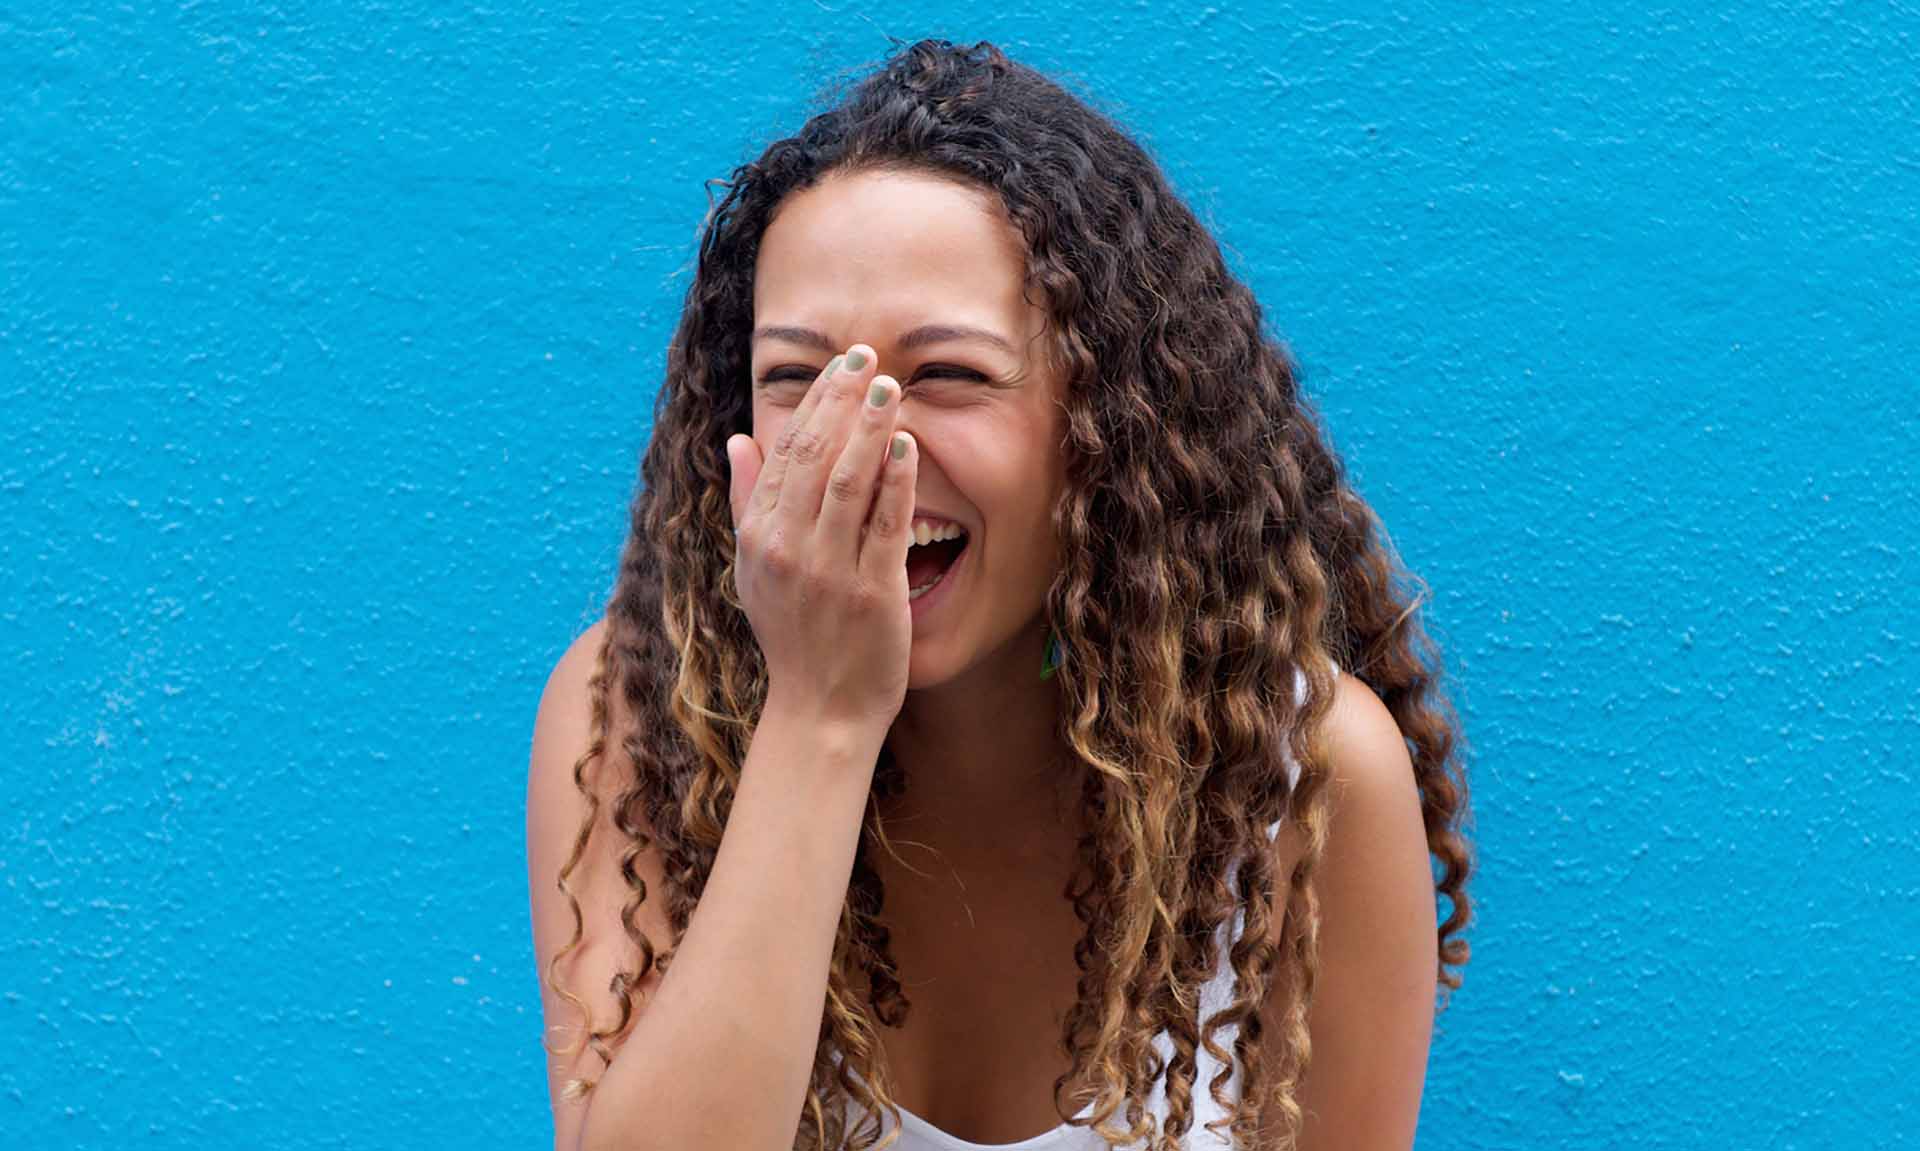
4,4,1915,1148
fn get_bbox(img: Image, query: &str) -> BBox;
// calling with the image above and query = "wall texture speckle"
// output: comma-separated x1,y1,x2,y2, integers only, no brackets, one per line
4,5,1914,1148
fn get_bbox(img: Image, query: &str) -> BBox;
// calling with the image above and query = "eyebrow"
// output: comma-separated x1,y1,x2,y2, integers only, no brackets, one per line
752,323,1017,356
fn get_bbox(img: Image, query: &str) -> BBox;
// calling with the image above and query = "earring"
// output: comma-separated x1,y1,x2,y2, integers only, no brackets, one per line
1040,629,1063,681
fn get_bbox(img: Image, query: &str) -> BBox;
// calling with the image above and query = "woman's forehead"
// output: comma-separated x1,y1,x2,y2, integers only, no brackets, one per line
756,170,1028,308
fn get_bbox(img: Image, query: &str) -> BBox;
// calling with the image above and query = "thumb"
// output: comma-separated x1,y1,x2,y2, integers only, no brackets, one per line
725,434,761,529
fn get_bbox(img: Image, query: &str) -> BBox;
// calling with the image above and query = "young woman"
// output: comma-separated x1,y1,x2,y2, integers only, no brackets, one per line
527,38,1474,1151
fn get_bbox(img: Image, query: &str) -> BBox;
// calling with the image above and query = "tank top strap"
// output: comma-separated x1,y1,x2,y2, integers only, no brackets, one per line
1276,655,1338,798
1256,654,1343,902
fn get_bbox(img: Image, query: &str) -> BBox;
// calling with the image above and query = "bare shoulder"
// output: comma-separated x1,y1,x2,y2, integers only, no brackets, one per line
526,617,675,1147
1317,670,1427,837
1264,670,1424,907
1258,668,1437,1148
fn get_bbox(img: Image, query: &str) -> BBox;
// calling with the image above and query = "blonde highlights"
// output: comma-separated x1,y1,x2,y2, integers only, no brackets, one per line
542,38,1473,1150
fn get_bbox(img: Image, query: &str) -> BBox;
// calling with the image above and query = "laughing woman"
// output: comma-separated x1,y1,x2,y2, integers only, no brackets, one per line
526,38,1474,1151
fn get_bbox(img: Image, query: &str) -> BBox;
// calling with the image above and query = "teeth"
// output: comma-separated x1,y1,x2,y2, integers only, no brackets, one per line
910,521,967,547
909,560,955,598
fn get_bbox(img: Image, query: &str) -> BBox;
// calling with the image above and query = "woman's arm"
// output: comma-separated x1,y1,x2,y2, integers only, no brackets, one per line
1257,673,1440,1150
527,619,888,1151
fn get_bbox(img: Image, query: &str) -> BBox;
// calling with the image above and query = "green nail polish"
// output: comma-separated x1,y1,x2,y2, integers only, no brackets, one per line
824,354,844,377
844,348,868,372
868,380,890,408
891,432,908,460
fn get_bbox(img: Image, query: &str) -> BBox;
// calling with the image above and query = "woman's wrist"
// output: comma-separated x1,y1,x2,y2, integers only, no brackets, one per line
754,686,891,788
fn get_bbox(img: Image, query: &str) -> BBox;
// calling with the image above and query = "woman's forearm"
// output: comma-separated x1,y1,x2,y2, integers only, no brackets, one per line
576,695,886,1151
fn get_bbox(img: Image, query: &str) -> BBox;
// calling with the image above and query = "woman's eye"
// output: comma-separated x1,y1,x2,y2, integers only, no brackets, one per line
757,364,986,386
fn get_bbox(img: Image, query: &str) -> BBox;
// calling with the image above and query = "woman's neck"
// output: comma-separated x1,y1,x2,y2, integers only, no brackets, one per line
880,647,1083,876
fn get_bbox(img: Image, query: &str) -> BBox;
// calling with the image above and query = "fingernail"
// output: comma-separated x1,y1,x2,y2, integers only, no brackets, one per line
867,378,891,408
824,354,844,377
844,347,868,372
891,432,909,460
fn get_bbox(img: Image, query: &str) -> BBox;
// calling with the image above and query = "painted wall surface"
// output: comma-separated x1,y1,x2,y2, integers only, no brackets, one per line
4,4,1914,1148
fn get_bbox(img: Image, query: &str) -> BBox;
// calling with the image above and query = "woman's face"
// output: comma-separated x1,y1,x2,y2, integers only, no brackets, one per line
749,167,1066,689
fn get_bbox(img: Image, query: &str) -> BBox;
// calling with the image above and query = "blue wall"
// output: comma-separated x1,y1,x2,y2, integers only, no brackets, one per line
4,4,1914,1147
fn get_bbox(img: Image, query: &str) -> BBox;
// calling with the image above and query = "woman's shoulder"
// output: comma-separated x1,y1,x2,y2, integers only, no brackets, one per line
542,616,609,704
1260,661,1425,937
529,618,631,828
526,615,675,1133
527,616,662,881
1250,664,1437,1145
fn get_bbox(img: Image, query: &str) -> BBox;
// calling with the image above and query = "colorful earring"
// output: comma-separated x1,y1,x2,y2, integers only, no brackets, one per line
1040,629,1063,681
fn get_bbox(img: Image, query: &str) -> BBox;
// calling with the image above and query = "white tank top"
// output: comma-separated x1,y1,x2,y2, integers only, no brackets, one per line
836,662,1328,1151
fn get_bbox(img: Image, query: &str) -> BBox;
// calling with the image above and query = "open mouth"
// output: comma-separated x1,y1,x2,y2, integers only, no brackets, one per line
906,530,969,601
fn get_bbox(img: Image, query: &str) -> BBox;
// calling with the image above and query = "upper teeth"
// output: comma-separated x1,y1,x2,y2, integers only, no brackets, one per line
911,521,967,547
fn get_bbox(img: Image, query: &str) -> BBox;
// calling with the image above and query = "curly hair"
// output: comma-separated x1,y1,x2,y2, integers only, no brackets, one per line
542,36,1474,1151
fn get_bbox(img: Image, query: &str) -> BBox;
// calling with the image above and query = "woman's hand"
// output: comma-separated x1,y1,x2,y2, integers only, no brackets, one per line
725,344,918,732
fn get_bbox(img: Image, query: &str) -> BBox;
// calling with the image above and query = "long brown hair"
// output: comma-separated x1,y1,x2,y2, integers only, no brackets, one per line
543,37,1474,1151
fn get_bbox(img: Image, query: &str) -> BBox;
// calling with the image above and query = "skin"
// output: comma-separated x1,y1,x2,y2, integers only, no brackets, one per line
744,168,1438,1148
1254,680,1439,1148
748,168,1082,868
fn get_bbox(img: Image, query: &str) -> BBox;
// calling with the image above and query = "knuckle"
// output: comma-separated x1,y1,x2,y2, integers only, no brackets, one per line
825,466,863,505
760,537,797,575
790,429,827,465
868,503,903,540
772,423,800,457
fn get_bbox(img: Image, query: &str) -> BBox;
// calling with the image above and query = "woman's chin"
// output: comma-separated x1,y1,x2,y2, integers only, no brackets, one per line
904,642,959,692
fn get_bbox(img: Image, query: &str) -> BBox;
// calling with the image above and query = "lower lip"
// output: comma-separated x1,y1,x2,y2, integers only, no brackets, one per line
907,542,969,623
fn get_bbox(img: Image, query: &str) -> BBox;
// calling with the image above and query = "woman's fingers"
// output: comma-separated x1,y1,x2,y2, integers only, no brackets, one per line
772,345,874,538
725,340,915,728
816,373,900,562
744,350,848,525
859,430,916,584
